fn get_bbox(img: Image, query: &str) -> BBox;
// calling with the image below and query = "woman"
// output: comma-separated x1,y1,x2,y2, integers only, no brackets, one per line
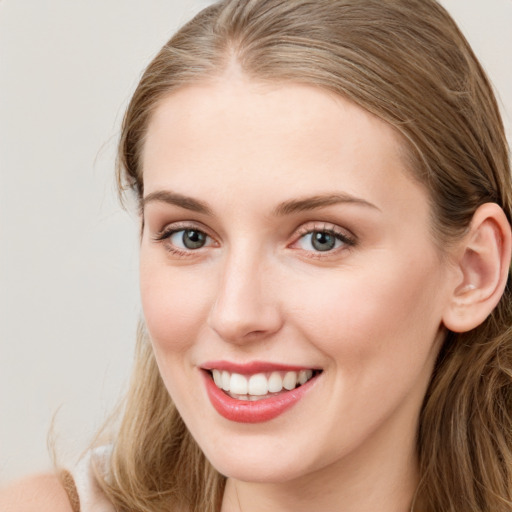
2,0,511,511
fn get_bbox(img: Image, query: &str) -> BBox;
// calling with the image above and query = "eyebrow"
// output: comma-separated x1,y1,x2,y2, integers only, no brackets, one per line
142,190,379,216
142,190,212,215
272,193,380,216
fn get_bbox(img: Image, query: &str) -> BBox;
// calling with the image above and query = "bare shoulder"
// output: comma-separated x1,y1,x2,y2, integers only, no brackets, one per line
0,473,73,512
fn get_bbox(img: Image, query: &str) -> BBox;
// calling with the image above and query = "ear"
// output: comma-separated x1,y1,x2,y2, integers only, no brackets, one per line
442,203,511,333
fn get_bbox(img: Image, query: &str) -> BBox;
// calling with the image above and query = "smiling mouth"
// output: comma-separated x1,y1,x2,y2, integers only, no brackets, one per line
208,369,322,401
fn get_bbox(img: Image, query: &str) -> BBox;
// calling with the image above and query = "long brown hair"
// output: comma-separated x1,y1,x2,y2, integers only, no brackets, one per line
95,1,512,511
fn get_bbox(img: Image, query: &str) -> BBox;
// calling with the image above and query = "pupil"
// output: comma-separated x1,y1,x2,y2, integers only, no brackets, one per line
183,230,206,249
312,231,335,251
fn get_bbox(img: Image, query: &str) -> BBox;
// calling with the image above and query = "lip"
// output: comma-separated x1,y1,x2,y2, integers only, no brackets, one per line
201,365,321,424
201,360,316,375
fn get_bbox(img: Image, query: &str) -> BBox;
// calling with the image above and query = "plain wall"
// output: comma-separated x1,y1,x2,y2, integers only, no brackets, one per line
1,0,511,482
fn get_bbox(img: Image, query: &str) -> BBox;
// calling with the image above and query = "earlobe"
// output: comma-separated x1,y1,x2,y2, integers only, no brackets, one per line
442,203,512,333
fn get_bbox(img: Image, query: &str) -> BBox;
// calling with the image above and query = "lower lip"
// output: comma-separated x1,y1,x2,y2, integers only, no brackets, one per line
202,371,319,423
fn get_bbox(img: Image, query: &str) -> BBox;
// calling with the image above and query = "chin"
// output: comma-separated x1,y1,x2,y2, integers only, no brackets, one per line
198,435,320,484
213,456,307,484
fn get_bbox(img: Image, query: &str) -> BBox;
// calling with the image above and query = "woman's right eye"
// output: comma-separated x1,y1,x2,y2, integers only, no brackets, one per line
154,226,215,253
169,229,209,250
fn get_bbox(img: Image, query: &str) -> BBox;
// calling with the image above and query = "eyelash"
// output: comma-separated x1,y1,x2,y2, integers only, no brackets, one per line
152,222,356,258
153,222,215,257
292,224,356,257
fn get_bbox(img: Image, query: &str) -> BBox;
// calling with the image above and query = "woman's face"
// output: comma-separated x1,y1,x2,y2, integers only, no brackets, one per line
139,76,456,483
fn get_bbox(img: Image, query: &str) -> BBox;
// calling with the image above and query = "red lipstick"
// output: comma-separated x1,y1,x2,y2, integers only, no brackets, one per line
200,362,320,423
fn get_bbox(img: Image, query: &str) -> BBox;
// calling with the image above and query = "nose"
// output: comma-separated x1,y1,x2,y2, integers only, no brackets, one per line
207,246,283,344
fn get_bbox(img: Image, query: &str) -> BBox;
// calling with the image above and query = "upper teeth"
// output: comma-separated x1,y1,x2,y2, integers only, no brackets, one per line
212,369,314,397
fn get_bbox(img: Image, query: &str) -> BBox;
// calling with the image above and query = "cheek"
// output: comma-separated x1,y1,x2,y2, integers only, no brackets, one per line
139,257,212,355
139,258,215,415
286,254,445,369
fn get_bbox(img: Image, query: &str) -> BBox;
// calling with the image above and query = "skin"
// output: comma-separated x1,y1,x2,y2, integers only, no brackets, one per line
139,73,459,512
0,474,72,512
1,72,509,512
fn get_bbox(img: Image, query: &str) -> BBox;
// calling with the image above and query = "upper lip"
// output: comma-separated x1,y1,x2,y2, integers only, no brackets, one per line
200,360,321,374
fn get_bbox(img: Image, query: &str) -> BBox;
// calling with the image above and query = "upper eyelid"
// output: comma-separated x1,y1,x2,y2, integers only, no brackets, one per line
292,222,356,241
153,220,215,240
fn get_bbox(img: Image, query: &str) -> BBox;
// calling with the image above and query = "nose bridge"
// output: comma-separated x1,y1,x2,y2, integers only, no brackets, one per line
207,239,282,343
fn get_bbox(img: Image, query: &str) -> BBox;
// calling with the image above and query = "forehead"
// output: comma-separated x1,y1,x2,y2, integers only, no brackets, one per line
142,77,424,217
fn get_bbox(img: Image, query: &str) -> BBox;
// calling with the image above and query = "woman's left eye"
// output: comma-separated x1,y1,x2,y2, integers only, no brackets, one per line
295,229,354,253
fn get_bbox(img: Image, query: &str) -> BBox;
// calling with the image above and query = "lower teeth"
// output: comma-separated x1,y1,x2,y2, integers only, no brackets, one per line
225,378,315,400
227,391,285,401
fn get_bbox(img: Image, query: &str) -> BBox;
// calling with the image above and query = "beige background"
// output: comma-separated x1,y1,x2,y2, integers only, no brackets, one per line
1,0,511,482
